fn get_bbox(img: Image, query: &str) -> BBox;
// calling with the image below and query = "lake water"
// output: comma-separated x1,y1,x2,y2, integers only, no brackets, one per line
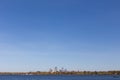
0,75,120,80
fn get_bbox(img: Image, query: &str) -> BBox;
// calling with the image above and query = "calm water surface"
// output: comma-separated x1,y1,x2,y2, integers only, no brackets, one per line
0,75,120,80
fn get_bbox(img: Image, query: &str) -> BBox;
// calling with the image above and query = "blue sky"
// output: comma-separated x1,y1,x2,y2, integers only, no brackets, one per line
0,0,120,72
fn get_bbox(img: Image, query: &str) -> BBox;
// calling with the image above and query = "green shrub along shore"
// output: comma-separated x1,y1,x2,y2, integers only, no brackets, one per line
0,71,120,75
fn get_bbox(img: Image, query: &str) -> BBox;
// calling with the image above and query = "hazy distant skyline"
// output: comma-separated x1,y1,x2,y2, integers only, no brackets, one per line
0,0,120,72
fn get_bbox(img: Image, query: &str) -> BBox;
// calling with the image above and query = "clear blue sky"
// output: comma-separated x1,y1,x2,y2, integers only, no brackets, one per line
0,0,120,72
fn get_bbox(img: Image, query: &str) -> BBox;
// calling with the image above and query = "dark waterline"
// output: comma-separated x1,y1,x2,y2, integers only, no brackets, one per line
0,75,120,80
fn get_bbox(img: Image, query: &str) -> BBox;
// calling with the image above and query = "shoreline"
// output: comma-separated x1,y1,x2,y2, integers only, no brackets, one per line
0,71,120,75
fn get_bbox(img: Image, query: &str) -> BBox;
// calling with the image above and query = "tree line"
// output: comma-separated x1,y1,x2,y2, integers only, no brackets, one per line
0,67,120,75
